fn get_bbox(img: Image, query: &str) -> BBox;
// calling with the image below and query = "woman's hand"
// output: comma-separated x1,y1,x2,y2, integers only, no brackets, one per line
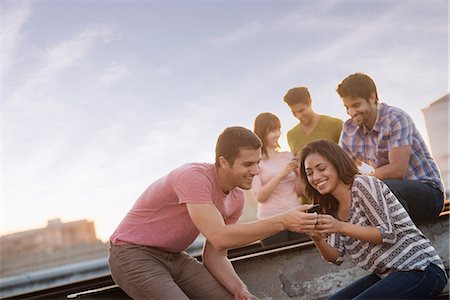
316,214,383,244
306,229,323,241
279,160,298,178
315,214,343,234
304,212,324,240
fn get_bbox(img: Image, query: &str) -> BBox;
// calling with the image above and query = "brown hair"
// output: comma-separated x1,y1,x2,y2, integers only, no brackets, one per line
336,73,379,104
215,126,262,167
253,112,281,158
283,87,311,106
299,139,359,216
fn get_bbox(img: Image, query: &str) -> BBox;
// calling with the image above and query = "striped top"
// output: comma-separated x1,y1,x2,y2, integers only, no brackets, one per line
328,175,445,278
339,102,444,192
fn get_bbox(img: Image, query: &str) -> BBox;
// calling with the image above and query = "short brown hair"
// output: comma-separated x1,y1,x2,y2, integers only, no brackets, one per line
336,73,378,103
283,87,311,106
299,139,359,216
215,126,262,167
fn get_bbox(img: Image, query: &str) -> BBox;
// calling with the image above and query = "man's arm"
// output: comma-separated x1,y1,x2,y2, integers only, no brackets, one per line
186,203,316,252
372,145,411,179
202,241,255,300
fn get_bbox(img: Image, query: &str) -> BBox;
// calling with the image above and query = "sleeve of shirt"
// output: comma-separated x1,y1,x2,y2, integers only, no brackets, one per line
333,118,343,144
338,131,354,160
173,167,214,205
353,177,397,244
327,233,346,265
388,112,414,149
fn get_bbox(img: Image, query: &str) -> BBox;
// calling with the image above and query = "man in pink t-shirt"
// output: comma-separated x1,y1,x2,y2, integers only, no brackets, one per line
109,126,318,300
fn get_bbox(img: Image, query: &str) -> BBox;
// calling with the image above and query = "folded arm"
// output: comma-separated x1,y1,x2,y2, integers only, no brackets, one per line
254,161,298,203
372,145,411,179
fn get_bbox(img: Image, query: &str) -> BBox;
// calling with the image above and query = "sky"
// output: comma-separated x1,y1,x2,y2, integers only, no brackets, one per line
2,0,449,242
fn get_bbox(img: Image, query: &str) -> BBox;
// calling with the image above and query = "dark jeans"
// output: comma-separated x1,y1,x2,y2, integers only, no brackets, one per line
383,179,444,225
327,263,447,299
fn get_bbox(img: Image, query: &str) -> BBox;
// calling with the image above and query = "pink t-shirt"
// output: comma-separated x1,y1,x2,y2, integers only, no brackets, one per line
251,152,300,219
110,163,245,252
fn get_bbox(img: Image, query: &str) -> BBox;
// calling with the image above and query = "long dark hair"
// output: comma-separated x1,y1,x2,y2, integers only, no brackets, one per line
253,112,281,159
299,139,359,216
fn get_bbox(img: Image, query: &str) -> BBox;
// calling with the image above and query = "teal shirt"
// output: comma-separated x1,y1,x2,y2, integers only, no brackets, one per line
287,115,343,156
287,115,343,204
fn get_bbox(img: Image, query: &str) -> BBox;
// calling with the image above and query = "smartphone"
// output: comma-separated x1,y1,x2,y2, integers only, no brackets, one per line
307,204,320,214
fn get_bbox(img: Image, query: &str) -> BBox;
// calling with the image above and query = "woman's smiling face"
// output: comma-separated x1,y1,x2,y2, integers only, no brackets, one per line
304,152,341,195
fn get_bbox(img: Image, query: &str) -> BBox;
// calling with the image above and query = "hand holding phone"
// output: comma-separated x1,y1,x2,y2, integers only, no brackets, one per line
307,204,320,214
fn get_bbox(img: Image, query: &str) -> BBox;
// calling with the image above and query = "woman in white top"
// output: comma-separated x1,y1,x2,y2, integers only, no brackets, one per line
251,112,303,246
299,139,447,299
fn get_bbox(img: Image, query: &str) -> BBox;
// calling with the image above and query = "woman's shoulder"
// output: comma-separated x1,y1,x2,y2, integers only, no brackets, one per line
353,175,383,189
353,174,374,185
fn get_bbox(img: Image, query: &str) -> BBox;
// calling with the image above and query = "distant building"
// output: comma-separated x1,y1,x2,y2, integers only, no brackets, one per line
422,93,449,194
0,218,107,278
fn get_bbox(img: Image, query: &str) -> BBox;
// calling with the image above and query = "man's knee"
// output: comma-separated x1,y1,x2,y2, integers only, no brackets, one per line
382,179,410,212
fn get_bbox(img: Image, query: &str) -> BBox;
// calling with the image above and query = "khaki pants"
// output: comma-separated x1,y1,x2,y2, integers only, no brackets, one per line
108,243,233,300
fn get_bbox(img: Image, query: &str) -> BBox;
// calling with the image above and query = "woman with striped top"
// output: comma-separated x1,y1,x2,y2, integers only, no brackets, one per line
299,139,447,299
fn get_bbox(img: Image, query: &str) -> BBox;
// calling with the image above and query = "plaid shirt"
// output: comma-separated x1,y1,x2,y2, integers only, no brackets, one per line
339,102,444,192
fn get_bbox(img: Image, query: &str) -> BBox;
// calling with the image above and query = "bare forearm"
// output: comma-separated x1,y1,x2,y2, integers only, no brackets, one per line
373,163,405,180
311,236,339,263
203,244,248,297
187,203,317,252
255,175,283,203
295,178,304,197
211,216,285,250
373,146,410,180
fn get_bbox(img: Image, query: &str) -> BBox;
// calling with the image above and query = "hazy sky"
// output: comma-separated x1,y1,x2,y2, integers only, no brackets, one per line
2,0,449,241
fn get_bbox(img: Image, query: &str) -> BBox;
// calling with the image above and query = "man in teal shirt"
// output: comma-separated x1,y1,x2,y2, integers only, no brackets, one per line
284,87,343,156
283,86,343,204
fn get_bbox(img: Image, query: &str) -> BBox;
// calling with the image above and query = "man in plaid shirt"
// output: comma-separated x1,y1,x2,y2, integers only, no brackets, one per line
336,73,445,224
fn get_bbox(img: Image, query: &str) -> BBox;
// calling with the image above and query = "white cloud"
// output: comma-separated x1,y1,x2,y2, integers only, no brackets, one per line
209,21,262,47
7,23,116,111
97,61,130,86
275,1,341,32
155,67,171,77
1,2,32,77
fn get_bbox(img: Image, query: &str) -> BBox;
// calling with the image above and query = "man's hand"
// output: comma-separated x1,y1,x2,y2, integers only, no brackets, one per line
234,286,259,300
282,204,317,233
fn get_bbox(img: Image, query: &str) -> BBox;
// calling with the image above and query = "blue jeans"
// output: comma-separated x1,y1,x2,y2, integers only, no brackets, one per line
327,263,447,299
383,179,444,225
